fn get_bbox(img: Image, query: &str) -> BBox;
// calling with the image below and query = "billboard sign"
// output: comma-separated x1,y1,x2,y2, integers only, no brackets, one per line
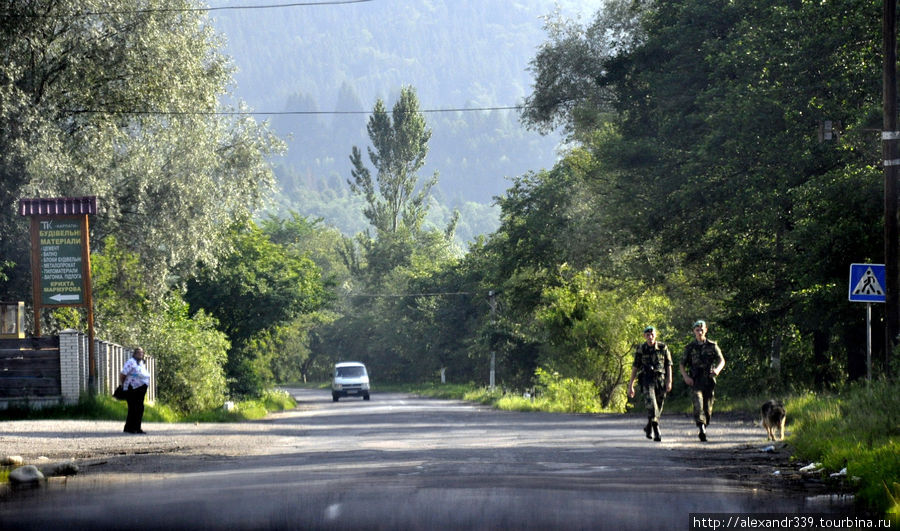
37,218,85,306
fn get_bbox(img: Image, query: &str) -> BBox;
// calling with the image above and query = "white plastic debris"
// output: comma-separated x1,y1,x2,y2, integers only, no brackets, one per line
772,470,781,476
761,445,776,453
799,462,823,474
829,467,847,478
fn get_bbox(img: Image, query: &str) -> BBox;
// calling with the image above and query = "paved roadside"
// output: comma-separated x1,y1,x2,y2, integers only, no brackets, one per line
0,392,831,497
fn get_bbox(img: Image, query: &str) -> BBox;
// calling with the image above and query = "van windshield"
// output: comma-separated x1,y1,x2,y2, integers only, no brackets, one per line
336,366,366,378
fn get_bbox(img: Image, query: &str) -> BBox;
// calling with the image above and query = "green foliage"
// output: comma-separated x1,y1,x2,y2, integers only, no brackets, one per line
349,86,438,235
516,0,891,389
144,296,229,414
46,237,231,414
187,221,329,345
789,381,900,514
182,389,296,422
888,482,900,523
313,100,478,386
0,393,177,423
462,387,505,405
185,220,332,397
0,0,282,305
533,368,602,413
93,238,231,413
0,390,294,423
536,266,673,410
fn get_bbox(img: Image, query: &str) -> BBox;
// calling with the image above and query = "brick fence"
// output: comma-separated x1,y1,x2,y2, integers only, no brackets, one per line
0,329,156,409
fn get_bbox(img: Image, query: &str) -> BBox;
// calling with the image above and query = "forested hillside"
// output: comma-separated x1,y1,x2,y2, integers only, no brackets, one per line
210,0,604,240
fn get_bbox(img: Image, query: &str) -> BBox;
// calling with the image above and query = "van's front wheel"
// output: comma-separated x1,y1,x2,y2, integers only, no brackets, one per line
332,394,339,402
363,393,370,401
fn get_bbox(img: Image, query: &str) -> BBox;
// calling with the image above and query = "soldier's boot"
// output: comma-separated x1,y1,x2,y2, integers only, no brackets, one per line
652,421,661,442
643,421,652,439
697,423,707,442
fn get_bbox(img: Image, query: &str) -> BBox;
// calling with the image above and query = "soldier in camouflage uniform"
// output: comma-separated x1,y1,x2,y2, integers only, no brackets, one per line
679,320,725,442
627,326,672,442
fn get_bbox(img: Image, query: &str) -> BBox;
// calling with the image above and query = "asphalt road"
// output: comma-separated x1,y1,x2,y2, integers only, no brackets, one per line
0,389,852,530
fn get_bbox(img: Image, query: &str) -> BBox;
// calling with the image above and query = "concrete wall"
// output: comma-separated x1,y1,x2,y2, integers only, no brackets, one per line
58,330,156,405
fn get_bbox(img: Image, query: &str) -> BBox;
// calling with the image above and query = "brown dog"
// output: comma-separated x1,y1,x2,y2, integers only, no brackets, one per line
761,399,786,441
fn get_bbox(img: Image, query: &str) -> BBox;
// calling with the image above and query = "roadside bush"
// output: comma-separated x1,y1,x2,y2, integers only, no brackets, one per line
145,295,229,413
536,267,672,410
789,380,900,514
260,388,297,411
534,367,601,413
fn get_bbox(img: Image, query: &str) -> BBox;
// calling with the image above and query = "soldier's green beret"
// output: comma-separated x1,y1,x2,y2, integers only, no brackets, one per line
643,326,656,333
692,320,706,329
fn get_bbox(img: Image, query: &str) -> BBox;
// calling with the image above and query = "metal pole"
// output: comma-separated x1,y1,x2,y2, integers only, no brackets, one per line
883,0,898,375
867,303,873,380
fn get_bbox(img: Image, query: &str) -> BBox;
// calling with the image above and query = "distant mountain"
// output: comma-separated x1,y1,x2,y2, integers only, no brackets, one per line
209,0,605,238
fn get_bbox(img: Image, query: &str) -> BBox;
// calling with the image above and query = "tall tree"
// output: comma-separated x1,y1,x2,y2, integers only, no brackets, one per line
521,0,885,386
0,0,281,305
348,86,438,234
185,221,332,396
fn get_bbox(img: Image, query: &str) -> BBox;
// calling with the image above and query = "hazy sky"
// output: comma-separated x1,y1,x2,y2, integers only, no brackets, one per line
209,0,608,111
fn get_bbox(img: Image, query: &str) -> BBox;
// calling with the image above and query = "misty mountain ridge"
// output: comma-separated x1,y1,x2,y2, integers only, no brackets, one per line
210,0,604,241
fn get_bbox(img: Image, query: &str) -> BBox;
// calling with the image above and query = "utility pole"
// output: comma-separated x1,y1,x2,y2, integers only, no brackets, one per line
488,290,497,390
883,0,898,376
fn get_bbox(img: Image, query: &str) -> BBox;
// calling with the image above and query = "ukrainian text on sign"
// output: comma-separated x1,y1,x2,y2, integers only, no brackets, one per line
38,218,84,305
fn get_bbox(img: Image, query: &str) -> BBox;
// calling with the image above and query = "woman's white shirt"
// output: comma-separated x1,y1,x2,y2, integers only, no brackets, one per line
121,358,150,390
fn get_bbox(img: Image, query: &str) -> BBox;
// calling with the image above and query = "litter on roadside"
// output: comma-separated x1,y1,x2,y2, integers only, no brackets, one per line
799,462,823,474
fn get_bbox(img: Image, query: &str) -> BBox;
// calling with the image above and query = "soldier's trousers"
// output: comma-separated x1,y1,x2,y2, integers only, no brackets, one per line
690,386,714,426
641,381,666,424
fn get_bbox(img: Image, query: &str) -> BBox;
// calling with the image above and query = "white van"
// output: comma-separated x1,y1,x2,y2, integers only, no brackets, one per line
332,362,370,401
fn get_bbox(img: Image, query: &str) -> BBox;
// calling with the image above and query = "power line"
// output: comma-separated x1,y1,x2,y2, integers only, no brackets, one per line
3,0,374,18
347,291,475,298
62,105,526,116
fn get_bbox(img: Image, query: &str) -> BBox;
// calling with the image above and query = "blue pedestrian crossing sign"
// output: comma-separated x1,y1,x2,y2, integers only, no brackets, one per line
849,263,886,303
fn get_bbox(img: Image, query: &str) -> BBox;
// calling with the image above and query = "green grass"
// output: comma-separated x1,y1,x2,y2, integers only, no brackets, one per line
374,382,475,399
0,388,296,423
786,380,900,517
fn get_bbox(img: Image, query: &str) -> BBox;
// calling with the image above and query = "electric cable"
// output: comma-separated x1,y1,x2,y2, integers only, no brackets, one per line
61,105,527,116
2,0,373,18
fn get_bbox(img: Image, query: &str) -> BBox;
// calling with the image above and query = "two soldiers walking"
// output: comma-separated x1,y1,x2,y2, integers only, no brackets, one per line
628,320,725,442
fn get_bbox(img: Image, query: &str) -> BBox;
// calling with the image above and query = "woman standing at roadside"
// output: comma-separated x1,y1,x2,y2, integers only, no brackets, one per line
120,347,150,434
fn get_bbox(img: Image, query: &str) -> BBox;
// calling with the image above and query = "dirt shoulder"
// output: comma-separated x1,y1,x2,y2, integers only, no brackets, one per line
0,409,308,484
674,411,854,501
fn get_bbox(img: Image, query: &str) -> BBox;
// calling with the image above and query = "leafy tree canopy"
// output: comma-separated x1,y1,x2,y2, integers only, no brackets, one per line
348,86,439,235
0,0,282,305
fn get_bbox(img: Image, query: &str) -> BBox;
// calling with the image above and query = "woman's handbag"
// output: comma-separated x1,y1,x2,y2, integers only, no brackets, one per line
113,385,127,400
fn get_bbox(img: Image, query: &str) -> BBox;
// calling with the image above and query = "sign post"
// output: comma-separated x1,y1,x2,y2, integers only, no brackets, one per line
849,263,887,380
20,197,98,392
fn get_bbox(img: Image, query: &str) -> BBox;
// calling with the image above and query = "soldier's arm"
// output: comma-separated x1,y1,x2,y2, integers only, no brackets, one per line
662,347,672,391
680,345,693,385
627,366,639,398
711,345,725,376
680,361,693,386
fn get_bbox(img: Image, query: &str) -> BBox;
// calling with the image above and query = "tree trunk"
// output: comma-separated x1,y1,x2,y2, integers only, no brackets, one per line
813,330,830,390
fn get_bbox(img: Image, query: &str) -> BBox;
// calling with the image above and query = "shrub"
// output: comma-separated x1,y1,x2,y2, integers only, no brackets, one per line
789,380,900,514
534,368,602,413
